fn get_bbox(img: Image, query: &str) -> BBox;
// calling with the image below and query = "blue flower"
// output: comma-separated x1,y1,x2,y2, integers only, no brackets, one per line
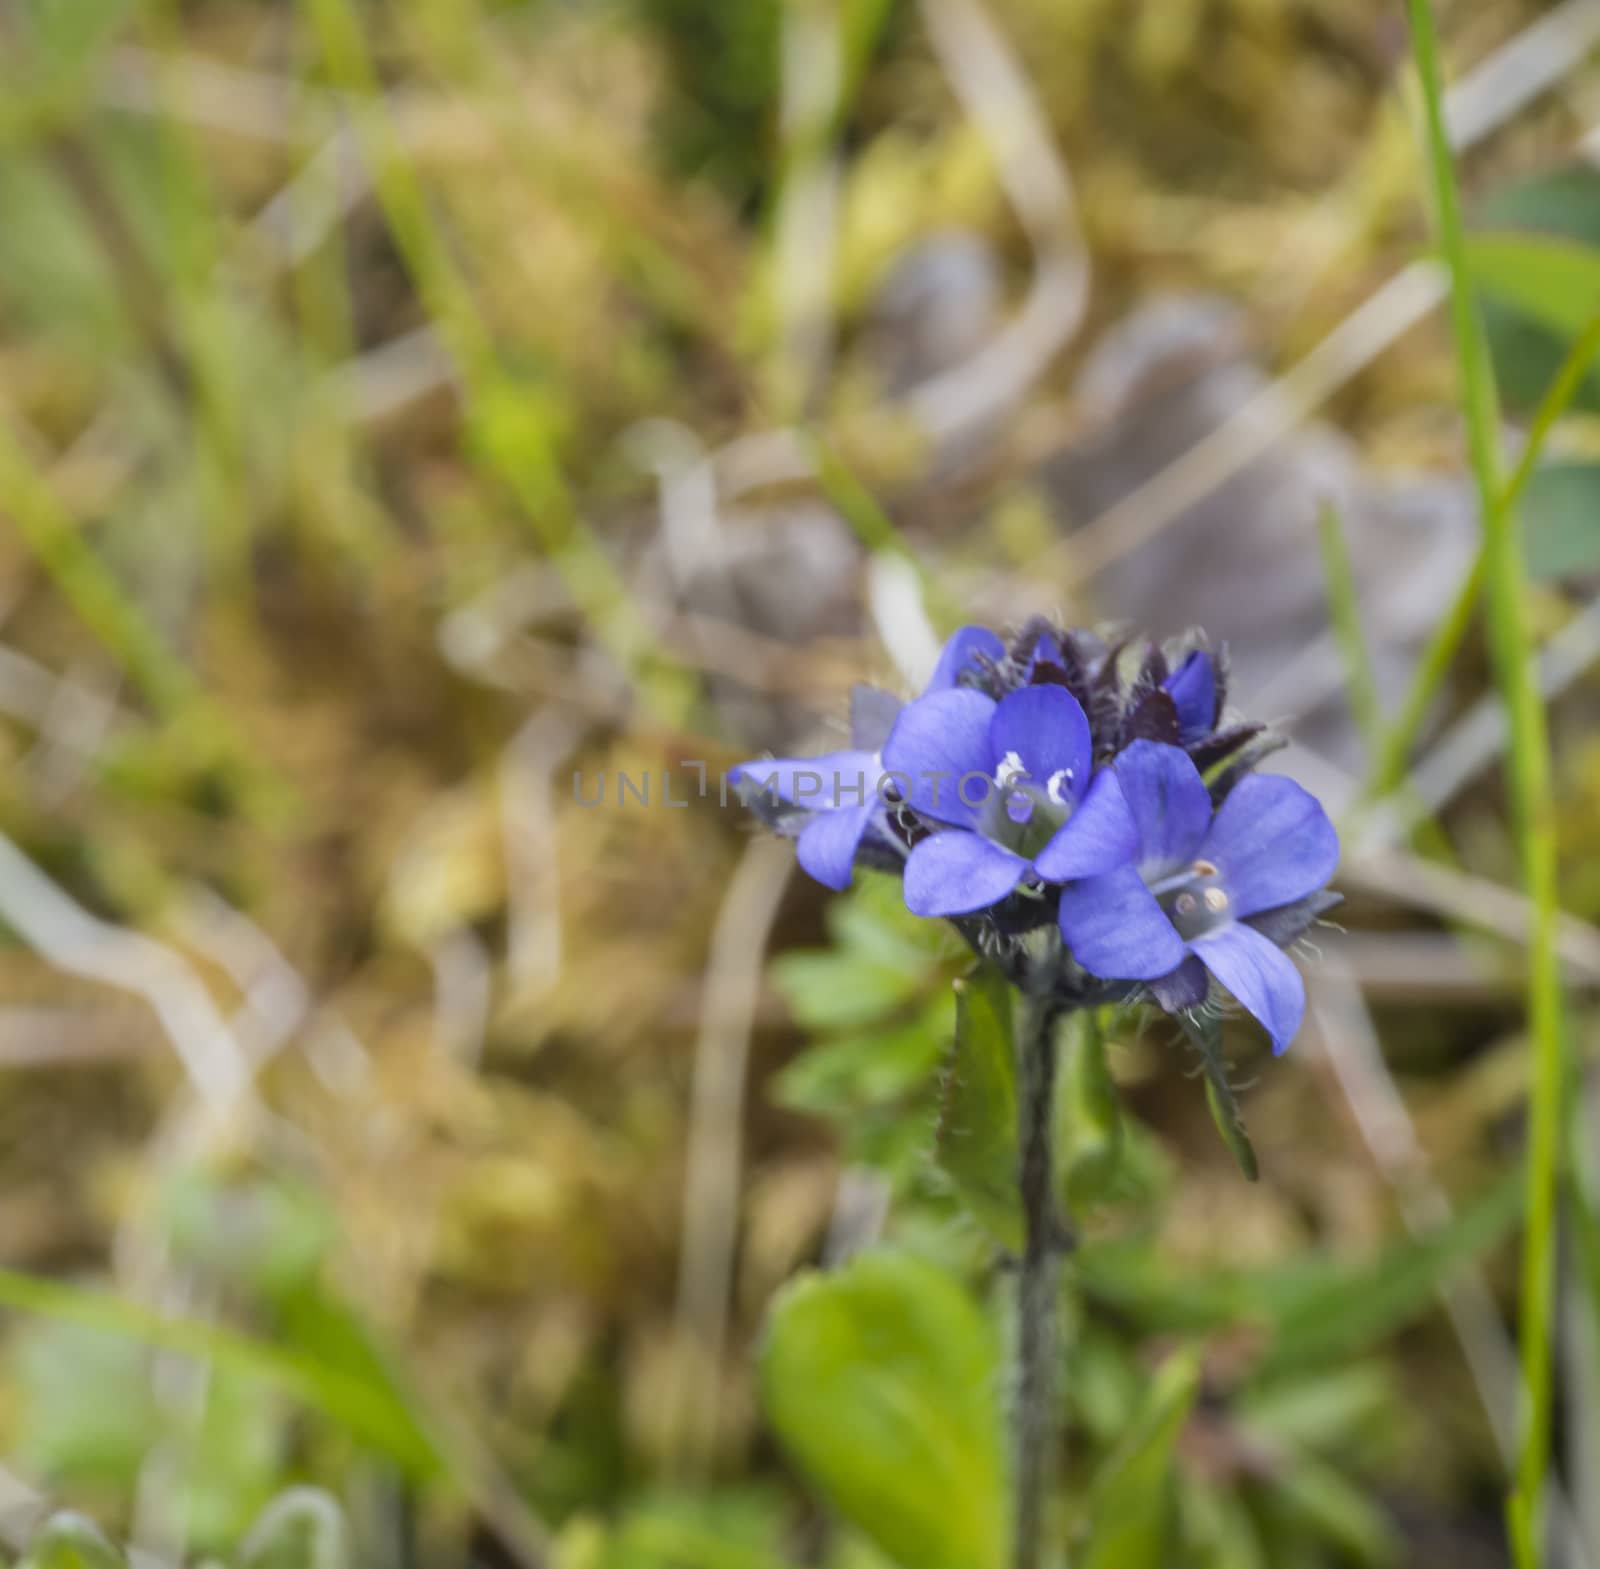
1052,740,1338,1053
881,684,1138,917
1162,650,1217,744
730,626,1005,891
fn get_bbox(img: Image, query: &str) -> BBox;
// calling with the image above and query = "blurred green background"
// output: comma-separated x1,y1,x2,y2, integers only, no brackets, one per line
2,0,1600,1564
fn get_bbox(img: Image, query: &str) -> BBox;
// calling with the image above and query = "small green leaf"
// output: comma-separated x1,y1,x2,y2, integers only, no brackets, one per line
1238,1364,1391,1451
1078,1350,1201,1569
1260,1166,1522,1373
935,967,1021,1248
1466,230,1600,341
761,1250,1005,1569
772,950,922,1032
1269,1453,1397,1567
772,999,950,1117
1174,1011,1258,1181
237,1488,349,1569
1475,166,1600,411
20,1512,126,1569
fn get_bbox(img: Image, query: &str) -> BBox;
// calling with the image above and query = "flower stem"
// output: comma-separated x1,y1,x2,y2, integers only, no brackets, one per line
1012,991,1063,1569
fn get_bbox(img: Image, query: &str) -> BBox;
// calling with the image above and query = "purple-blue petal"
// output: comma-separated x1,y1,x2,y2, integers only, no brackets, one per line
1192,921,1306,1054
903,831,1027,916
796,802,879,891
1058,863,1187,980
1112,740,1212,877
881,688,997,828
1163,650,1217,743
988,685,1092,802
1029,631,1065,670
730,749,883,811
926,625,1006,693
1147,955,1210,1012
1200,773,1340,919
1033,769,1139,881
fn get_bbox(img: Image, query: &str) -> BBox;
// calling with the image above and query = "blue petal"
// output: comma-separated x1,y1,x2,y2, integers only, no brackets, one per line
926,625,1005,693
989,685,1092,801
1029,631,1065,670
1058,863,1187,980
1147,955,1210,1012
1163,650,1217,743
797,802,879,891
1201,773,1340,918
731,749,883,811
881,688,997,827
1112,741,1212,876
1192,921,1306,1054
904,830,1028,916
1033,769,1139,881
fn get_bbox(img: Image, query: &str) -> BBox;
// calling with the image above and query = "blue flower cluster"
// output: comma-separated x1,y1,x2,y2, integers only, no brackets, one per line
733,620,1339,1053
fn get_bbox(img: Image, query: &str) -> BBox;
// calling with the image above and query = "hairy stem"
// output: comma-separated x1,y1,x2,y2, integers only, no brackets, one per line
1012,991,1063,1569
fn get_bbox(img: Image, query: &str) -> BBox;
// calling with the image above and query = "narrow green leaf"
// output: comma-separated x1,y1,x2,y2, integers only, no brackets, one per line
1475,166,1600,413
1316,501,1384,755
1466,230,1600,341
1078,1350,1201,1569
1270,1453,1397,1568
0,1267,438,1477
1174,1011,1258,1181
935,967,1021,1248
1260,1166,1522,1372
761,1251,1005,1569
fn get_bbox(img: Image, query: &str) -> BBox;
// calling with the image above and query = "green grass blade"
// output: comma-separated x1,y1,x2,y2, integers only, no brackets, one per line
0,416,290,817
298,0,694,724
1500,312,1600,520
1404,3,1567,1561
1361,553,1480,805
1360,313,1600,811
1315,499,1383,759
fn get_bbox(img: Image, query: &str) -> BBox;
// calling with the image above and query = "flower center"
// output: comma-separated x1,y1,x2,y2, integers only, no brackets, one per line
982,755,1072,858
1153,858,1233,939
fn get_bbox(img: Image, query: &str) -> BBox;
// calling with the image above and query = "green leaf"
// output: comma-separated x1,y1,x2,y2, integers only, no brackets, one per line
1078,1350,1201,1569
19,1512,126,1569
1237,1363,1392,1452
1260,1166,1523,1372
771,1001,949,1118
1174,1011,1258,1181
1474,166,1600,412
760,1251,1005,1569
935,967,1020,1249
0,1268,439,1479
771,950,923,1032
1075,1168,1521,1361
1268,1454,1397,1567
1466,230,1600,341
237,1489,349,1569
603,1487,800,1569
1519,462,1600,578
